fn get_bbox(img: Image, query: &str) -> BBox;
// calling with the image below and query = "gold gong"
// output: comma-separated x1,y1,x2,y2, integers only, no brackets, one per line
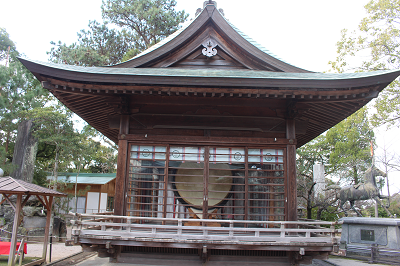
174,162,232,209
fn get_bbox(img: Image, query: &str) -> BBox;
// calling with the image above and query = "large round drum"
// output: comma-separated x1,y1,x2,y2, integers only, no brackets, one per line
174,162,232,210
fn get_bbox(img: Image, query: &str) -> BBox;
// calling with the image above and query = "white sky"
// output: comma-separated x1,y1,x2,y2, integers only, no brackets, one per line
1,0,400,194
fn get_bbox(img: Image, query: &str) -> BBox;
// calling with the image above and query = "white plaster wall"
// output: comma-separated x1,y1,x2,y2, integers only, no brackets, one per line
86,192,99,213
99,193,107,213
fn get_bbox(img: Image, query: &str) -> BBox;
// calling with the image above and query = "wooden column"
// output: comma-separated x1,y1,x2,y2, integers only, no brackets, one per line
42,196,53,261
286,119,297,221
8,194,22,266
202,147,210,219
114,115,130,216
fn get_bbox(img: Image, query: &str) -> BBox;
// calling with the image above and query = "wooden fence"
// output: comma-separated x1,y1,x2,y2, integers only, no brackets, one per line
345,244,400,265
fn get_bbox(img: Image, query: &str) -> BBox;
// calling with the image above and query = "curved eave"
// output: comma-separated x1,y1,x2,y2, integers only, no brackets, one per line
19,58,400,91
112,4,310,73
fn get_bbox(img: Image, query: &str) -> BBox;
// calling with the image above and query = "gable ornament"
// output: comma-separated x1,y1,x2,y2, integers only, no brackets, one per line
202,39,218,57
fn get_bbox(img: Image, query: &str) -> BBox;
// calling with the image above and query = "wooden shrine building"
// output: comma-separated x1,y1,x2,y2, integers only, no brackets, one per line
20,1,400,265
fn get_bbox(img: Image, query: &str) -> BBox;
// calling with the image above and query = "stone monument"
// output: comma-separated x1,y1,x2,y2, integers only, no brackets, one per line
313,163,326,197
340,217,400,258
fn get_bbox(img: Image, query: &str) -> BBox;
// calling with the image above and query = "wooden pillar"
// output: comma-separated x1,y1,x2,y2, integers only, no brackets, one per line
114,115,130,216
286,119,297,221
8,194,22,266
42,196,53,261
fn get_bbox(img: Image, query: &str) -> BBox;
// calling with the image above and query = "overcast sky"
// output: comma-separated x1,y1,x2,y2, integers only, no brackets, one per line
2,0,400,194
2,0,370,72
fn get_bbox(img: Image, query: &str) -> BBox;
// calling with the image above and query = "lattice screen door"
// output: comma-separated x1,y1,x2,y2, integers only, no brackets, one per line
127,145,286,224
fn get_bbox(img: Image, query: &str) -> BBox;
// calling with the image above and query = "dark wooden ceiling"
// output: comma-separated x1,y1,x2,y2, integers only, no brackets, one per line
36,76,386,148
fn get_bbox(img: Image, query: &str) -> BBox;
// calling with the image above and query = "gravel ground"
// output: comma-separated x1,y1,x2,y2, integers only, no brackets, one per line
25,242,82,262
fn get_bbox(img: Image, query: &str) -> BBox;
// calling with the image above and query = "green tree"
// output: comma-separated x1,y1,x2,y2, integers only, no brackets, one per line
49,0,188,66
48,20,136,66
102,0,188,48
69,125,117,174
297,108,377,219
0,28,47,172
23,106,80,188
326,108,374,185
0,28,15,61
296,135,338,220
329,0,400,127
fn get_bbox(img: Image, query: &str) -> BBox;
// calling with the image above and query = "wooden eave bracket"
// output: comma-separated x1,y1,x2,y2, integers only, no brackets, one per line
44,79,381,102
42,81,55,91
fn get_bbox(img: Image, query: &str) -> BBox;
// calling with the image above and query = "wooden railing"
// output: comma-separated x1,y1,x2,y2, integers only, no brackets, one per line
71,213,341,245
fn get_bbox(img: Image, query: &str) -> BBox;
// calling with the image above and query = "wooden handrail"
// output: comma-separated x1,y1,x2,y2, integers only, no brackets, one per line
70,212,341,226
70,213,340,244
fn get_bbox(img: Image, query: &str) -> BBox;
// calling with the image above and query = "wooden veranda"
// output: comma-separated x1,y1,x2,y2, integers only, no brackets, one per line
71,213,340,265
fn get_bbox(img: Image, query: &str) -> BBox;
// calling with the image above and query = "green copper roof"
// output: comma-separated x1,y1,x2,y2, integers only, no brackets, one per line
23,58,400,81
223,14,284,62
47,173,116,185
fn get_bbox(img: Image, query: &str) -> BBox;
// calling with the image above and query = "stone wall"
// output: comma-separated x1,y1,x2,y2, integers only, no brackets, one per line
0,202,66,242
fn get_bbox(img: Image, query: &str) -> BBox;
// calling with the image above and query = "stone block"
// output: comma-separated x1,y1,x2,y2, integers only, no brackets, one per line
23,216,47,229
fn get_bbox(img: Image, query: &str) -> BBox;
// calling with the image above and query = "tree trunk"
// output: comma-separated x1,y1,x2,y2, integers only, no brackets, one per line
307,207,312,219
11,120,38,182
74,162,81,213
4,130,10,164
4,104,13,163
307,182,316,219
53,147,60,190
316,208,323,220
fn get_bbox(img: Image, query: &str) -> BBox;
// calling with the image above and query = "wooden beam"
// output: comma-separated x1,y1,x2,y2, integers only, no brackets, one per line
3,194,15,211
36,195,48,209
0,193,9,205
120,134,295,146
21,195,31,208
43,195,50,209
